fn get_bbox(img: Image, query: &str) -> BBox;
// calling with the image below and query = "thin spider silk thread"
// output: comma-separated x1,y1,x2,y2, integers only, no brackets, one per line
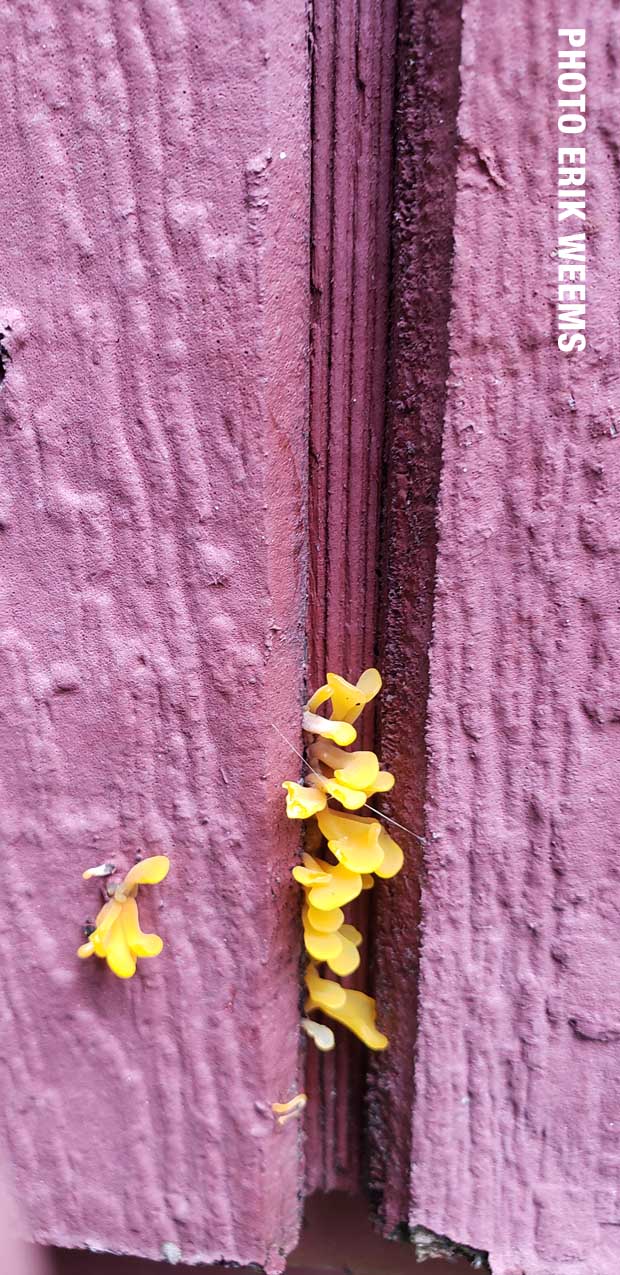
270,721,426,846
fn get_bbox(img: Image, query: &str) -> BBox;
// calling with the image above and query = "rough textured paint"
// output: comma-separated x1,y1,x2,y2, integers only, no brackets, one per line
372,0,462,1231
0,1,308,1269
380,2,620,1273
304,0,398,1193
49,1193,471,1273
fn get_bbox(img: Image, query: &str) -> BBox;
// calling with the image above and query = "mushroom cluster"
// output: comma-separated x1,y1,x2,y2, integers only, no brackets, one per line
284,669,402,1052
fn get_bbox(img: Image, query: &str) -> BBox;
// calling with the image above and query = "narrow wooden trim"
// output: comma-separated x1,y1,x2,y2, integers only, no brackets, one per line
305,0,399,1194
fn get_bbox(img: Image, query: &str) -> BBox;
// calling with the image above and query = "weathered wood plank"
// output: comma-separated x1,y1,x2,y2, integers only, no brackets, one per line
377,2,620,1272
305,0,398,1193
0,2,309,1268
372,0,462,1231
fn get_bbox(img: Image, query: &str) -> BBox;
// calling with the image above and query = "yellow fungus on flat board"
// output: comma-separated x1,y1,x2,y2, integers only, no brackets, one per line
78,855,170,980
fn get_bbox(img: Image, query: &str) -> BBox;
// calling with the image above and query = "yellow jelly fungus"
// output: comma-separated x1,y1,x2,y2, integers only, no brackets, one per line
316,808,385,874
366,770,395,796
302,910,362,976
287,669,403,1056
308,742,380,791
323,989,389,1051
302,908,343,962
306,904,344,932
307,668,382,724
374,828,404,879
122,855,170,891
305,961,346,1011
78,855,170,979
334,754,381,790
282,781,327,819
292,864,330,888
305,683,333,713
301,1017,335,1052
294,855,363,911
304,965,388,1050
307,772,367,811
324,923,362,977
272,1093,307,1125
302,710,357,746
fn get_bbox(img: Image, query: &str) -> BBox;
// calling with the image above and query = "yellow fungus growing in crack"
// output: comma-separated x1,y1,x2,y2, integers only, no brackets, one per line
304,961,347,1011
272,1093,307,1125
324,923,362,977
78,855,170,980
292,853,362,911
282,780,327,819
306,904,344,932
285,669,402,1055
302,908,362,976
301,709,357,746
307,668,382,724
374,828,404,879
309,741,380,790
316,808,385,874
304,963,387,1050
307,771,368,811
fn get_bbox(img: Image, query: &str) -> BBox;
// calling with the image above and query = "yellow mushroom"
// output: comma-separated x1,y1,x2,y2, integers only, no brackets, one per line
308,741,380,791
307,772,367,811
316,808,385,874
305,966,388,1050
374,828,404,879
323,988,389,1051
306,904,344,933
296,856,363,911
78,855,170,980
307,668,382,724
282,781,328,819
324,923,362,977
305,962,346,1011
302,710,357,746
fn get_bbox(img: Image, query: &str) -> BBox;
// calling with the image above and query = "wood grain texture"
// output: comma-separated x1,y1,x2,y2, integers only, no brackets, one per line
380,2,620,1272
0,1,309,1269
304,0,398,1193
371,0,462,1232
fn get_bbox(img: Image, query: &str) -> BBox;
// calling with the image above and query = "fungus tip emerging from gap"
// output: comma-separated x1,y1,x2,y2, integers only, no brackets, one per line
284,670,401,1053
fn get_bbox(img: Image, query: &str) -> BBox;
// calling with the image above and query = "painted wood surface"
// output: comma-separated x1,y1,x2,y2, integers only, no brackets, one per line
49,1194,471,1274
377,3,620,1273
0,2,309,1269
3,1,620,1272
304,0,398,1195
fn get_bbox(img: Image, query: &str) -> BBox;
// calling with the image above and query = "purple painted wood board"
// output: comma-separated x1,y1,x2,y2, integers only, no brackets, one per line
1,0,619,1271
0,1,309,1269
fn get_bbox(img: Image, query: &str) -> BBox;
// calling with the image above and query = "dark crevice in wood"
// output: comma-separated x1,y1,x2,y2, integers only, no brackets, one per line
368,0,464,1232
0,328,12,384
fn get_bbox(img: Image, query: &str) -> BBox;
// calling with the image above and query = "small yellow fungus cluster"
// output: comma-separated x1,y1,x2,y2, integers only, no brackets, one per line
78,855,170,979
284,669,402,1052
271,1093,307,1126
